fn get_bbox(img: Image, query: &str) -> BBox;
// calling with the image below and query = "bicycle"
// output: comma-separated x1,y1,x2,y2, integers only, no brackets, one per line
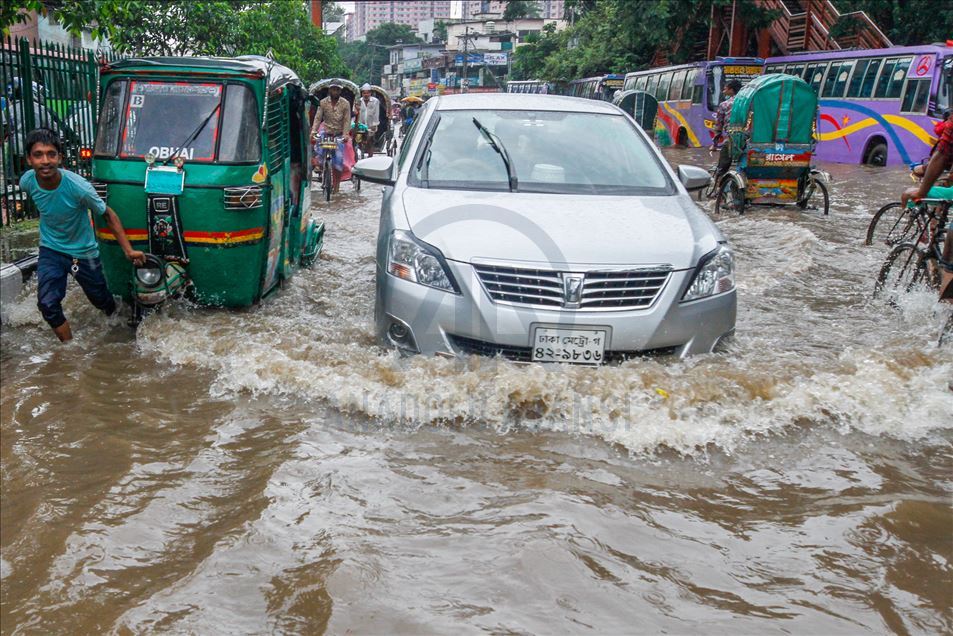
315,134,344,202
874,199,950,310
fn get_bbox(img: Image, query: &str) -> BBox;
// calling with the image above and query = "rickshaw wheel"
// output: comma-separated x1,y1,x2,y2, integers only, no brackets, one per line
715,178,744,215
798,177,830,215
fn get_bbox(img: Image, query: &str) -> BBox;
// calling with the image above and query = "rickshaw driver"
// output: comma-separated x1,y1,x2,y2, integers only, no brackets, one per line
710,79,743,183
355,83,380,158
20,128,145,342
310,81,351,193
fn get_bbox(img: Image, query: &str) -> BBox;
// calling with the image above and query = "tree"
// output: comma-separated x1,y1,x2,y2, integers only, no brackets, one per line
503,0,541,21
433,19,448,43
340,22,422,86
322,0,344,23
833,0,953,46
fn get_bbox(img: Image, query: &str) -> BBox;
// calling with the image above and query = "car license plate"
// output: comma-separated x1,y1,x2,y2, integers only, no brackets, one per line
531,327,607,365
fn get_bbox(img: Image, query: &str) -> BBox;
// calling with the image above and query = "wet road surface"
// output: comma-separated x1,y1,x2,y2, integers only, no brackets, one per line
1,148,951,634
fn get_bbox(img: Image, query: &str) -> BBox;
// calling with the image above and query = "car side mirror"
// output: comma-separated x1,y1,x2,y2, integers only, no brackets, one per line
353,155,396,186
678,164,710,191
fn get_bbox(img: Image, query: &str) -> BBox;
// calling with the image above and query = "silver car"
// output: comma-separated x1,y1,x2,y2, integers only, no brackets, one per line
354,94,735,364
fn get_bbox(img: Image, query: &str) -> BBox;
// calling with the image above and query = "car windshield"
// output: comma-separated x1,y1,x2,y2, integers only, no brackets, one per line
120,81,223,161
411,109,672,195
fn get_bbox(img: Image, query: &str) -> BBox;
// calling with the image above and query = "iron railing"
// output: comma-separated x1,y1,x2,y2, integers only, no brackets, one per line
1,37,121,225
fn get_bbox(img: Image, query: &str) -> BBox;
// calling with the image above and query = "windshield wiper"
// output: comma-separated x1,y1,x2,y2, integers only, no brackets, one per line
472,117,517,192
162,102,221,166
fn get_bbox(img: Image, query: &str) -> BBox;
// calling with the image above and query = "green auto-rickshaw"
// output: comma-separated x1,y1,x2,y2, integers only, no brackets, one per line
92,55,324,320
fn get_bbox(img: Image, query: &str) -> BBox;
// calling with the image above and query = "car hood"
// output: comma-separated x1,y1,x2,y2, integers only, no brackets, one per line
400,188,720,270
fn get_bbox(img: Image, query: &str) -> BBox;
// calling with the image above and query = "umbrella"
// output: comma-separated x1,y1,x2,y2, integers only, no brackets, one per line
401,96,423,104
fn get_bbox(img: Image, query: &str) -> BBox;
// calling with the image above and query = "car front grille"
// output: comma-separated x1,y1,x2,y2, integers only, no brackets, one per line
447,334,677,364
472,263,672,311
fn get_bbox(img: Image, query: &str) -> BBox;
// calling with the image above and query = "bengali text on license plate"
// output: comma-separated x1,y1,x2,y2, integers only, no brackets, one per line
531,327,607,365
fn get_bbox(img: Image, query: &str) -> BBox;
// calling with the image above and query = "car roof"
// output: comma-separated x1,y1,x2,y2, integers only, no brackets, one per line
433,93,621,114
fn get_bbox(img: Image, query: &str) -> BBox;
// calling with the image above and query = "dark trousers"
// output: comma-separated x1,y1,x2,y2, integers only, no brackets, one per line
715,144,732,180
36,246,115,328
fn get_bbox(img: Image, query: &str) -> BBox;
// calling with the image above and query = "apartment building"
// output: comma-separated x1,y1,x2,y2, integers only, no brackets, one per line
349,1,452,41
458,0,565,19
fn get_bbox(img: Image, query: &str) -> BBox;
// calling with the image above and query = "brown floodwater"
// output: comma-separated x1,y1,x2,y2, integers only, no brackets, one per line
1,148,951,634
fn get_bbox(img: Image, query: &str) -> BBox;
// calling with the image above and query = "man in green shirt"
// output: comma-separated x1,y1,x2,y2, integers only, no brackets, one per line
19,128,145,342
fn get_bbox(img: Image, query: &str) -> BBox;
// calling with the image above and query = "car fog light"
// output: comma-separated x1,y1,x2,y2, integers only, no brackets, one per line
389,323,409,341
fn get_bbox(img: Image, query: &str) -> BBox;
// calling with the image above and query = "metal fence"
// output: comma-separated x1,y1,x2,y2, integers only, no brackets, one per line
1,37,121,225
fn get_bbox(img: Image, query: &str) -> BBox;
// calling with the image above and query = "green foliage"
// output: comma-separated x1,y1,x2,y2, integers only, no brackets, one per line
322,0,344,23
0,1,346,86
833,0,953,46
503,0,541,21
513,0,774,82
433,19,449,43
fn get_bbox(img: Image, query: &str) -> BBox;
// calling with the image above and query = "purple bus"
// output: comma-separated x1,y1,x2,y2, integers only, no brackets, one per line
764,44,953,167
622,57,763,147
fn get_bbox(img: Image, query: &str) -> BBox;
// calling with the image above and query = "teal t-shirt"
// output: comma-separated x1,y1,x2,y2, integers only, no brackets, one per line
19,169,107,259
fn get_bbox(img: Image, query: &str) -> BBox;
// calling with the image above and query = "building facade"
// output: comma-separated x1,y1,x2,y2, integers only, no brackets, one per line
458,0,565,20
350,1,452,41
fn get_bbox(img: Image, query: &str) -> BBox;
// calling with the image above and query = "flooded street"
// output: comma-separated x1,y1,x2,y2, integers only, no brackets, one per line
2,150,951,633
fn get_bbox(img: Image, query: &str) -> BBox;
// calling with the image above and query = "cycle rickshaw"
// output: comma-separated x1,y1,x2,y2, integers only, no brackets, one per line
710,73,830,215
365,85,395,157
309,78,360,198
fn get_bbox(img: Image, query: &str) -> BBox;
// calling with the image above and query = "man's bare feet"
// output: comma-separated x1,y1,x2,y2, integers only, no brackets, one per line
52,321,72,342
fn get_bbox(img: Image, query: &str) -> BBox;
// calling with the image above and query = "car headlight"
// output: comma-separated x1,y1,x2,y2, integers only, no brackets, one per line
388,230,459,293
682,244,734,301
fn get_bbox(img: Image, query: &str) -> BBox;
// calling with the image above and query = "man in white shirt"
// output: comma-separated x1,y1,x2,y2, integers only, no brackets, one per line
355,83,380,157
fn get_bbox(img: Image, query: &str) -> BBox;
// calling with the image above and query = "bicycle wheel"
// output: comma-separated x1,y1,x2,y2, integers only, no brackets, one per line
874,242,925,303
323,155,333,202
714,177,744,215
865,202,918,247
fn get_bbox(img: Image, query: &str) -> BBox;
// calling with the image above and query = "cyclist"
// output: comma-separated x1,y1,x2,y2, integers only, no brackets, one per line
310,80,351,194
709,79,742,184
902,116,953,300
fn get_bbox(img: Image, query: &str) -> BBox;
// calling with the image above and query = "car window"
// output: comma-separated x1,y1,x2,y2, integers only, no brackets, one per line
410,109,672,195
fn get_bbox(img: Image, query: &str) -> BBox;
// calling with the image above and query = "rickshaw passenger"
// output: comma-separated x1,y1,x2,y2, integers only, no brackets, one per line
310,81,351,193
355,83,380,157
710,79,742,182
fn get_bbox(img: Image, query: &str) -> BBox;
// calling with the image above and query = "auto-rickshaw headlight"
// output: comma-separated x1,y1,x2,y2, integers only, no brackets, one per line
144,152,156,166
135,254,165,287
173,155,186,169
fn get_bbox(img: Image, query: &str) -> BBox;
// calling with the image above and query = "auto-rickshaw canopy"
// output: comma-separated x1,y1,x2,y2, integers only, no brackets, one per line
102,55,304,94
729,73,817,145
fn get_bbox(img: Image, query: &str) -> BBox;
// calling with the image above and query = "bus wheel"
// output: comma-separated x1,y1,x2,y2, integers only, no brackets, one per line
864,141,888,167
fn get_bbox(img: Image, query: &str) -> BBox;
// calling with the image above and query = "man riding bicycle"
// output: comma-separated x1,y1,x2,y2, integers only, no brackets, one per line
310,80,351,193
710,79,742,184
902,114,953,301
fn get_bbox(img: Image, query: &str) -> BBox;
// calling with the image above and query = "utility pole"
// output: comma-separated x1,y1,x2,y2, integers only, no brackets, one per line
461,26,470,93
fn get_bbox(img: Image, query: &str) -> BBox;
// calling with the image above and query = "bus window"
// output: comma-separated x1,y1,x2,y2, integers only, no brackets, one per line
786,63,805,78
765,64,783,73
656,72,672,101
821,60,853,98
645,74,659,97
692,84,703,104
847,58,882,98
900,78,930,113
624,75,636,91
635,76,647,92
669,70,686,100
937,58,953,115
804,62,828,93
706,66,722,110
681,69,696,100
874,57,913,99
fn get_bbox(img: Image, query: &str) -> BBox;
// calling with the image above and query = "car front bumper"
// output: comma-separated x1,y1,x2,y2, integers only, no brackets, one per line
376,260,737,360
